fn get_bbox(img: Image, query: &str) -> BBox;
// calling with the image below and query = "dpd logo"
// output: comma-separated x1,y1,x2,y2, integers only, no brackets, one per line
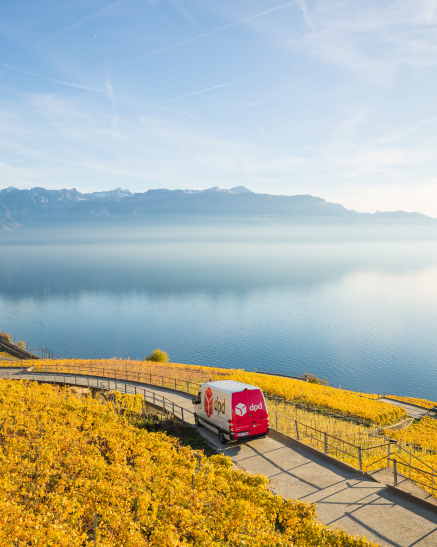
249,402,263,412
235,403,247,417
204,387,214,418
214,398,226,414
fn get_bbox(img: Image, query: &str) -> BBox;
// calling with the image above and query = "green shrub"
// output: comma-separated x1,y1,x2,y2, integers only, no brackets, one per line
144,348,169,363
0,332,11,342
302,373,328,385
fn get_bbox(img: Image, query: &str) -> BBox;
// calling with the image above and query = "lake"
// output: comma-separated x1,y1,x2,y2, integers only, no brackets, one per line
1,238,437,399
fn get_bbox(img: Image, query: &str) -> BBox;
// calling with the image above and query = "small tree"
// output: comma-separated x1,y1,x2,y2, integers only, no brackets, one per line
145,349,169,363
18,341,26,350
302,373,328,386
0,332,11,342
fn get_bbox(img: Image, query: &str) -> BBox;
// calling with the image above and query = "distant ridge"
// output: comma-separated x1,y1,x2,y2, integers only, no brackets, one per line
0,185,435,231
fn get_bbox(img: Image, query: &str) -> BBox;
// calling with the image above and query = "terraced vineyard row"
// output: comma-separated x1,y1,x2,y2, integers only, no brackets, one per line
27,359,407,426
0,379,379,546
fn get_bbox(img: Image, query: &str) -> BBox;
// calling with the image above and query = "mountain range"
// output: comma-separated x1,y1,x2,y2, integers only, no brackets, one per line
0,185,435,231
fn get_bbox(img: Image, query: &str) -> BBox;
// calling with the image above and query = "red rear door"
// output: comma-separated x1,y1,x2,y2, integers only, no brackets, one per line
231,391,251,439
232,389,268,439
247,389,268,435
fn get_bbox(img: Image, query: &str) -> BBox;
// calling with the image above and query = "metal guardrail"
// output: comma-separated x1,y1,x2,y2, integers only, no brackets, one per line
27,363,374,428
0,338,42,360
11,368,195,425
5,362,437,499
31,364,204,396
389,446,436,495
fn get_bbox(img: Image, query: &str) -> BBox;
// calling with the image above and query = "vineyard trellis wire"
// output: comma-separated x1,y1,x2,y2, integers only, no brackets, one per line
28,362,377,430
4,361,436,500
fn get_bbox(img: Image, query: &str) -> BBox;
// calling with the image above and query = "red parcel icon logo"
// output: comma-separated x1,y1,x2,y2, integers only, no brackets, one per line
204,387,214,418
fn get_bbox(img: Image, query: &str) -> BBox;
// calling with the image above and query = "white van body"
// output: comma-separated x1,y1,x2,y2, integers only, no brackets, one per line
192,380,269,444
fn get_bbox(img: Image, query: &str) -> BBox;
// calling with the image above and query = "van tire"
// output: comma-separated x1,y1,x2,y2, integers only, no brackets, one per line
219,431,228,445
195,414,202,427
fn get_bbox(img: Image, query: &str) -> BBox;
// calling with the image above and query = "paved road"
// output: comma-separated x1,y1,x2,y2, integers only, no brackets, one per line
4,369,437,547
379,398,437,421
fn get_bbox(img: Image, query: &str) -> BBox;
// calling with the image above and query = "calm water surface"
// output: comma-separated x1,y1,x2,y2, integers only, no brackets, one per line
1,241,437,399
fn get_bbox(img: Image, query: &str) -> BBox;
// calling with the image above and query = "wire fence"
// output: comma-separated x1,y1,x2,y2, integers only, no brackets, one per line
4,362,437,500
28,363,378,431
14,367,196,426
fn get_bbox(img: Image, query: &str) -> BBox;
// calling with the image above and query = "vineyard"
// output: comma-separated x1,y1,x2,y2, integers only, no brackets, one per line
25,359,407,426
223,370,406,426
0,352,18,360
383,416,437,451
384,395,437,410
0,379,380,547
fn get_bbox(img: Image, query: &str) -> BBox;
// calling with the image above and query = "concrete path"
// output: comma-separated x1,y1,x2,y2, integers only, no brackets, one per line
4,369,437,547
379,398,437,421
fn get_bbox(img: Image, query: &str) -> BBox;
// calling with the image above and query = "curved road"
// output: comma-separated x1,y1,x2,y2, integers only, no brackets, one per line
2,368,437,547
378,398,437,421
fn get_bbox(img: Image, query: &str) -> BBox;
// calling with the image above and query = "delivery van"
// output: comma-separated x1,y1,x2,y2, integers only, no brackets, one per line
191,380,269,444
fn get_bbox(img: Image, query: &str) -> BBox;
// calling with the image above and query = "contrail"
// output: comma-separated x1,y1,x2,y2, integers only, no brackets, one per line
101,82,231,120
12,0,123,60
115,1,296,68
0,62,104,92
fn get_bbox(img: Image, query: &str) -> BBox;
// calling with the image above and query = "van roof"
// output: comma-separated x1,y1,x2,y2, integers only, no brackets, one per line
202,380,262,393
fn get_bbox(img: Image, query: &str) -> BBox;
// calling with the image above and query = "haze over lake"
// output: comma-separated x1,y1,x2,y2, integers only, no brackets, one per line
1,235,437,400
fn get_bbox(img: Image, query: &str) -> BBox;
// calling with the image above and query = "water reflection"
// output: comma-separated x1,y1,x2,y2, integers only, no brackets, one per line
1,240,437,399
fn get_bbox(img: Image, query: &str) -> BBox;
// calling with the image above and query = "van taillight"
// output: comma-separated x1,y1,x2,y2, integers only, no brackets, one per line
229,419,233,424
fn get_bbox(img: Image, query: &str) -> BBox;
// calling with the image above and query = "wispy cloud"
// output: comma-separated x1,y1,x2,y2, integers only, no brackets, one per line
11,0,123,60
280,0,437,85
0,62,104,92
100,83,231,120
115,1,295,69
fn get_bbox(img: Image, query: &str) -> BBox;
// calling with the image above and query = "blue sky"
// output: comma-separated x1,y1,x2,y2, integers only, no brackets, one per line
1,0,437,215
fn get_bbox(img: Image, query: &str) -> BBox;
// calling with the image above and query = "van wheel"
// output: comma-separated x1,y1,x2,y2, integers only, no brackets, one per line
195,414,202,427
219,431,228,445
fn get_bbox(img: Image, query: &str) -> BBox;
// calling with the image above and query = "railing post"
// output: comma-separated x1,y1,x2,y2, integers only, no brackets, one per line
393,459,398,487
162,376,164,387
433,470,434,496
172,402,175,417
153,392,155,406
409,450,412,479
94,513,98,546
175,378,177,390
150,373,152,384
324,432,328,454
181,407,184,423
358,446,362,472
295,420,299,441
275,413,278,429
187,381,189,392
138,372,139,383
387,443,391,468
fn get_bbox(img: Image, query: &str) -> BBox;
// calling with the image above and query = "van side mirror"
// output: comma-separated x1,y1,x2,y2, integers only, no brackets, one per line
192,399,200,405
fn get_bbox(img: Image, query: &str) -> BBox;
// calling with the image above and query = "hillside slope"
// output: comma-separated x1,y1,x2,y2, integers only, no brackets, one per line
0,379,378,546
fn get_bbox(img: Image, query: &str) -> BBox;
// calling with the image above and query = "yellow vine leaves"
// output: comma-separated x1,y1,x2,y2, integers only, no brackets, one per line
25,359,407,426
0,379,380,546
